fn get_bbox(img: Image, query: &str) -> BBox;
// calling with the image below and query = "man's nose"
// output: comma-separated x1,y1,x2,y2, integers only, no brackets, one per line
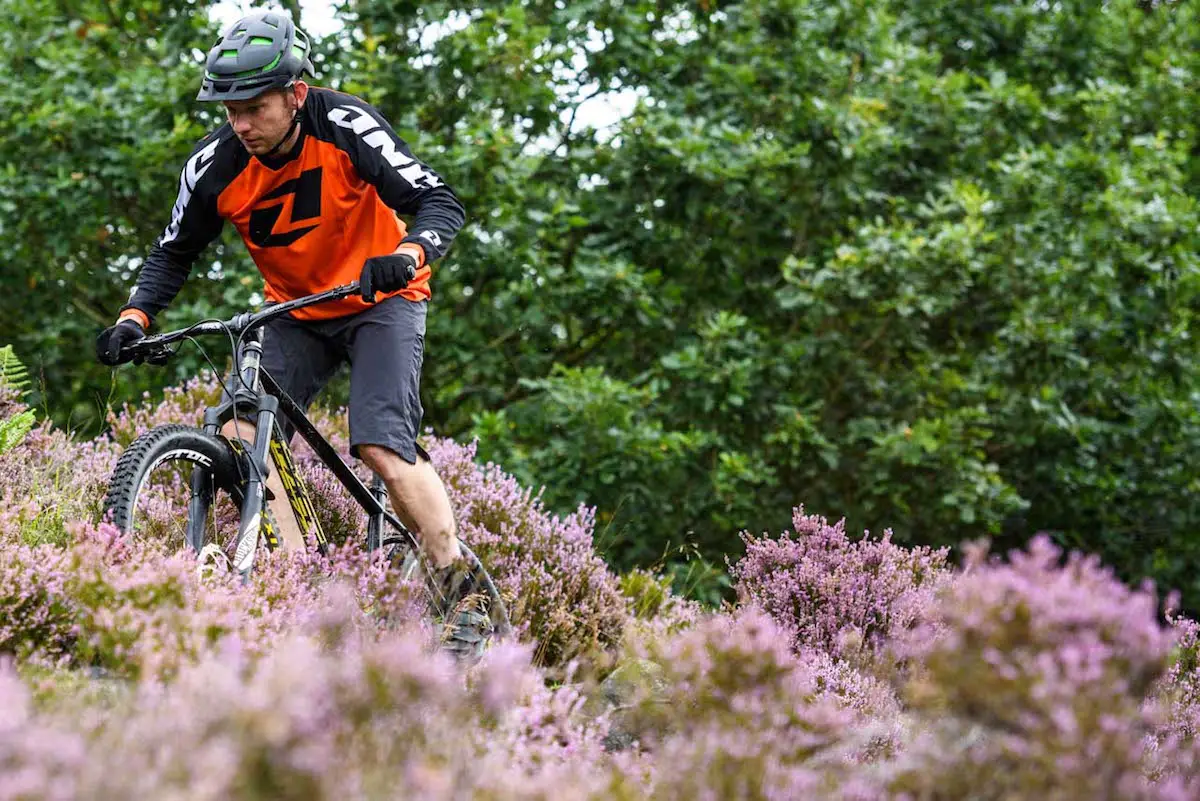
231,115,252,134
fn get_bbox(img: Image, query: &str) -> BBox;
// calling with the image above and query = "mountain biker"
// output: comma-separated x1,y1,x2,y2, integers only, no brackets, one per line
94,11,483,660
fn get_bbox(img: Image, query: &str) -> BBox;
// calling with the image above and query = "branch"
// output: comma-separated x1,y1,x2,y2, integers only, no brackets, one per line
278,0,304,30
453,270,496,317
559,326,616,368
527,82,606,180
99,0,122,30
71,294,111,327
856,316,892,355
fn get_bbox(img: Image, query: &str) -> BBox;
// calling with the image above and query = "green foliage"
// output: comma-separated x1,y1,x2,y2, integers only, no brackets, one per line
6,0,1200,605
619,568,674,621
0,0,258,428
470,365,702,563
0,344,36,454
0,344,30,396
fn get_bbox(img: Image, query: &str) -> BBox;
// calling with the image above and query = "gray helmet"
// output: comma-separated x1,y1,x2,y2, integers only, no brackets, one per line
197,12,315,101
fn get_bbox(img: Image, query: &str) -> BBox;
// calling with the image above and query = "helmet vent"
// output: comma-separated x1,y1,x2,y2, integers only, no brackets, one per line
198,12,315,102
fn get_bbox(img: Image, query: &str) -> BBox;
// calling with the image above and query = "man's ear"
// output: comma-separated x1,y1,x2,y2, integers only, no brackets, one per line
293,80,310,109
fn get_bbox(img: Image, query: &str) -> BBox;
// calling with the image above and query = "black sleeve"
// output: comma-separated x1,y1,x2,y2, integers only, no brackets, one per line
122,136,226,325
314,93,465,264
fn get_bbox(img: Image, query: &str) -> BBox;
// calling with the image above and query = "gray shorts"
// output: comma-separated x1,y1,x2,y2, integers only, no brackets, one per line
255,296,429,464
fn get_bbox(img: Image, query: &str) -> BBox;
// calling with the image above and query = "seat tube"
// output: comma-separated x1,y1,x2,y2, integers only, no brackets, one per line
366,474,387,552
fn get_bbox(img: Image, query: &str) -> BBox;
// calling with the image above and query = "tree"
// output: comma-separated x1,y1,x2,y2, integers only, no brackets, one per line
328,0,1200,601
5,0,1199,605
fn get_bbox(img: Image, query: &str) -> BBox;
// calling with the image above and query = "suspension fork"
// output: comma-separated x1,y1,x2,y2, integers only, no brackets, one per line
185,458,216,555
228,330,276,583
232,398,276,582
184,411,229,555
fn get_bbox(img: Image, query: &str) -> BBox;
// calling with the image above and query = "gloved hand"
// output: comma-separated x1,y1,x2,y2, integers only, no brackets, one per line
95,319,146,366
359,252,418,303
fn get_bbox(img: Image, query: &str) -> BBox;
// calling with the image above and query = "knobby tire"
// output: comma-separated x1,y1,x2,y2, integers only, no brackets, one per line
103,424,243,544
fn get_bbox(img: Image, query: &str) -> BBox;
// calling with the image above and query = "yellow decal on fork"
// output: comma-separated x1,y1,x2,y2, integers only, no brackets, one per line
226,436,281,551
269,435,327,547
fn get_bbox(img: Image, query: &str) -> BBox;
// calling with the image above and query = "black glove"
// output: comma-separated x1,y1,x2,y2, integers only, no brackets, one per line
359,252,418,303
95,319,146,366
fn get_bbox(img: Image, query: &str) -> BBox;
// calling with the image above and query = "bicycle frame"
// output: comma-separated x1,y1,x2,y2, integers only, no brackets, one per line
129,283,419,582
200,361,408,577
196,336,420,581
121,283,514,636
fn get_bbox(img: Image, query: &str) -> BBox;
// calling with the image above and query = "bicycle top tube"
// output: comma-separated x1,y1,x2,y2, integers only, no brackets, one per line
121,282,361,361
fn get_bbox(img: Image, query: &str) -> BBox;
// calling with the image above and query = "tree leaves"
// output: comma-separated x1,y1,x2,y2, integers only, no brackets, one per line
5,0,1200,603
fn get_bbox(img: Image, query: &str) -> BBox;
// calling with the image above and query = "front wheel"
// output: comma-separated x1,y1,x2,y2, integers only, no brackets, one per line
103,424,246,554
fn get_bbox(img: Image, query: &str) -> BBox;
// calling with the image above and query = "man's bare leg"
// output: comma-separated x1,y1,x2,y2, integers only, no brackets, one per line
219,419,307,551
357,444,460,568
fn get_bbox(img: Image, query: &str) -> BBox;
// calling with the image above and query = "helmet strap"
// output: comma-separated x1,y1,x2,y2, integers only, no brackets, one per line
262,108,301,158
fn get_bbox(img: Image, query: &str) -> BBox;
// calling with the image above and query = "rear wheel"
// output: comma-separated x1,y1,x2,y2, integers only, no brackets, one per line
103,424,248,557
384,526,513,663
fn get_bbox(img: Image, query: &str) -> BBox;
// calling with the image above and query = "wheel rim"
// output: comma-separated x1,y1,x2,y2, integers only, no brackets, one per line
123,453,241,554
384,533,513,642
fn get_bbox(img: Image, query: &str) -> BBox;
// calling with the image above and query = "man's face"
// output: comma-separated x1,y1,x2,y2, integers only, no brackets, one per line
223,88,298,155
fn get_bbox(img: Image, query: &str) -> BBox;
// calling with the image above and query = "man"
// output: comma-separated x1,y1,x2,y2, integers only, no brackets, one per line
95,11,477,654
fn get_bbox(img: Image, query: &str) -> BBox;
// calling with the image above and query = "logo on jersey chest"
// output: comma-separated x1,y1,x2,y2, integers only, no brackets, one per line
327,105,443,190
248,167,323,247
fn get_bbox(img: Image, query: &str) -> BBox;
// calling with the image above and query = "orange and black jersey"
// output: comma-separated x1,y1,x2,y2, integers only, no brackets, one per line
123,87,465,323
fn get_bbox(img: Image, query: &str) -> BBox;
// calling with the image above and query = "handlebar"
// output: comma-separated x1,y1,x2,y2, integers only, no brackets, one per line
121,282,362,364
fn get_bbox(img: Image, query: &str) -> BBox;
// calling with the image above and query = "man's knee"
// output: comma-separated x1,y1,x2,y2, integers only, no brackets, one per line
358,443,404,478
220,419,260,449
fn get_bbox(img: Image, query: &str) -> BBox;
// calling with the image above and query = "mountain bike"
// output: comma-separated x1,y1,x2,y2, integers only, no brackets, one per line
100,282,512,654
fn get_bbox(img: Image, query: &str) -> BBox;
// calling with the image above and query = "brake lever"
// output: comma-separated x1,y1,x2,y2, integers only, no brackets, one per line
143,343,175,366
127,341,174,367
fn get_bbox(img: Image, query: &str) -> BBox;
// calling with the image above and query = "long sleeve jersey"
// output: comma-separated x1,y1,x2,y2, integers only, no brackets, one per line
123,87,465,324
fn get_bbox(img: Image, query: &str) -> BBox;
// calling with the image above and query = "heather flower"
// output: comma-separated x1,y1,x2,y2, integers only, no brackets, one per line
0,511,431,682
425,435,629,669
0,603,622,801
890,536,1178,800
102,373,225,448
618,608,882,799
301,406,636,671
470,644,611,776
0,541,75,663
93,376,639,669
732,506,950,673
1156,616,1200,742
1144,615,1200,792
0,421,115,548
0,665,86,801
